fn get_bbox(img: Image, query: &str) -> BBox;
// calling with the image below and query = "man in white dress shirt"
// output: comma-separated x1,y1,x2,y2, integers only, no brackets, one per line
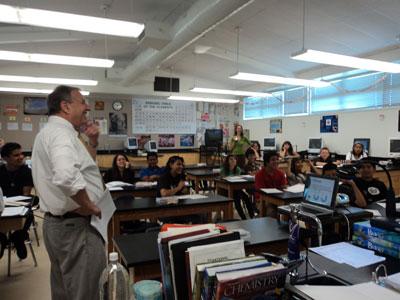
32,85,106,300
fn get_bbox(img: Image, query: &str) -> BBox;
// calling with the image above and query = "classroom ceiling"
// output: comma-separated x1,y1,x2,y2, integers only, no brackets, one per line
0,0,400,98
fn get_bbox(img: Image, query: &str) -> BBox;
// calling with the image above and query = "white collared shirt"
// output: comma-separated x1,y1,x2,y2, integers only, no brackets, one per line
32,116,104,215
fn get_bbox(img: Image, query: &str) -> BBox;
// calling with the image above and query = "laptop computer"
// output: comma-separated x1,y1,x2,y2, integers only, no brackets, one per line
298,174,339,216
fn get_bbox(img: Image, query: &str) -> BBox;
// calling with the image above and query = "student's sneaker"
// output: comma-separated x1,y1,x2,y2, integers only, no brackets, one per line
10,230,28,260
0,232,7,259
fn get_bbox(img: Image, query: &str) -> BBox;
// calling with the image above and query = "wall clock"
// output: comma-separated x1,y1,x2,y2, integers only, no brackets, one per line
112,100,123,111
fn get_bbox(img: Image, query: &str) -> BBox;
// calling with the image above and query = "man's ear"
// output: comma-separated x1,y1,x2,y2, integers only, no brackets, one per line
59,100,70,114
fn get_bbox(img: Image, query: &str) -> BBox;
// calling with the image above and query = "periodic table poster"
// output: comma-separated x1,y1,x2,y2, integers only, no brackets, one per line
132,98,196,134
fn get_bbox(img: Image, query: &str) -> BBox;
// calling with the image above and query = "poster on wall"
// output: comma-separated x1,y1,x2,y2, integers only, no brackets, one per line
137,135,151,149
132,98,196,134
94,101,105,111
109,112,127,136
180,135,194,147
270,119,282,133
158,134,175,148
320,115,338,133
4,104,18,116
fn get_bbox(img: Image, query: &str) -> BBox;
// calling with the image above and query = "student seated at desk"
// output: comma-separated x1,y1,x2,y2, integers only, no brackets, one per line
314,147,334,166
250,141,261,160
279,141,299,159
353,159,387,208
139,152,165,182
158,155,187,197
287,158,316,185
346,142,368,161
244,148,260,176
103,153,136,184
0,142,33,260
221,155,254,220
255,151,288,191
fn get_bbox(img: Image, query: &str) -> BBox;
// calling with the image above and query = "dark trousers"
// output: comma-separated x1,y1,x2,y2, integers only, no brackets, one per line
233,190,255,220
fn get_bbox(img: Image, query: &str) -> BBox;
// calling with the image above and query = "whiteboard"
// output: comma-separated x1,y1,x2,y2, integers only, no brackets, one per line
132,98,196,134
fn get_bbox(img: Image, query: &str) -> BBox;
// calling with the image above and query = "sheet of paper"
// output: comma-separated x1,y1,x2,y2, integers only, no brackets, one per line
135,181,157,188
364,209,382,217
224,176,247,182
385,271,400,291
261,188,283,194
4,196,31,202
177,194,207,200
377,202,400,209
294,283,400,300
241,175,255,180
1,206,28,217
310,242,385,268
285,183,305,193
105,181,133,188
90,189,116,244
7,122,18,131
108,186,123,191
156,196,179,205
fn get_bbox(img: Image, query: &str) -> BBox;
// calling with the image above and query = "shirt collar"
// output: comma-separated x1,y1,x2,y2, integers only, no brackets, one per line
48,116,78,136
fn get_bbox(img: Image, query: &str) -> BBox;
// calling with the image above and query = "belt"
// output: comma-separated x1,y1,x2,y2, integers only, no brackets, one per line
45,212,89,219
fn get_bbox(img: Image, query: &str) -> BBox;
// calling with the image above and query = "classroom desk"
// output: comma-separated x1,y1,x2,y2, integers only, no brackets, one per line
258,191,303,217
108,194,234,252
113,217,289,281
110,185,158,199
186,169,220,193
215,177,255,199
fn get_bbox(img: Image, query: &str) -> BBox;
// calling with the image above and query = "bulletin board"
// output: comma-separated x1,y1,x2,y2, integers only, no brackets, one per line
132,98,196,134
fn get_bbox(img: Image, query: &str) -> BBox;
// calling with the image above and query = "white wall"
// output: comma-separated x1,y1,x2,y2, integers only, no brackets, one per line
243,107,400,157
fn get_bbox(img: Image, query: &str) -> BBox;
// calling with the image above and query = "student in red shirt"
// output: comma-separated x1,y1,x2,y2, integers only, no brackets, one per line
255,151,288,216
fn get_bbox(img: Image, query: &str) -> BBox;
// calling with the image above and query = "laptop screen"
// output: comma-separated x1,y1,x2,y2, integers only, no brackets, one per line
303,174,338,209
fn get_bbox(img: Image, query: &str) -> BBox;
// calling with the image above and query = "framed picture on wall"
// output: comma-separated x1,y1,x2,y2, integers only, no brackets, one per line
158,134,175,148
180,134,194,147
23,97,48,115
270,119,282,133
109,112,127,136
320,115,338,133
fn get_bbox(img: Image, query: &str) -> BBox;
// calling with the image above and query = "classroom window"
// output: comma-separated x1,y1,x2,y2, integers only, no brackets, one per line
242,71,400,120
310,72,385,113
243,92,283,120
283,87,308,115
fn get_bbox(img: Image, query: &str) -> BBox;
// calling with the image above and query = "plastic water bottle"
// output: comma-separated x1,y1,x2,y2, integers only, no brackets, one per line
99,252,134,300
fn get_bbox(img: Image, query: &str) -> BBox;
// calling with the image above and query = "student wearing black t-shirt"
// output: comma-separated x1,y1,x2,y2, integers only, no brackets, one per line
353,159,387,207
0,143,33,196
0,142,34,260
157,156,187,197
314,147,333,166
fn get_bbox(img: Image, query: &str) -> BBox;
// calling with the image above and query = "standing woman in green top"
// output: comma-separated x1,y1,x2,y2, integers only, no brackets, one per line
229,124,251,169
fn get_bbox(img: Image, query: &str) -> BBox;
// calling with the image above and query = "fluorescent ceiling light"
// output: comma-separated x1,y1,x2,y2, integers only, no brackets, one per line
190,87,271,97
230,72,330,88
292,49,400,73
0,75,97,86
0,4,144,38
0,50,114,68
168,96,239,104
0,87,90,95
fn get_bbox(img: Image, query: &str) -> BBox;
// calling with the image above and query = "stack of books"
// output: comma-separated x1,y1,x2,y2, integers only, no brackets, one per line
158,223,287,300
352,221,400,258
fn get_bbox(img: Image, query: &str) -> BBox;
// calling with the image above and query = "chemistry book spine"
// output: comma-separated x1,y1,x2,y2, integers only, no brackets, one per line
352,235,400,259
213,266,286,300
201,261,271,300
353,221,400,244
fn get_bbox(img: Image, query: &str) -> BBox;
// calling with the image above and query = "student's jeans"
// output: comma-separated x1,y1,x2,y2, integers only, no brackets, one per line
233,190,255,220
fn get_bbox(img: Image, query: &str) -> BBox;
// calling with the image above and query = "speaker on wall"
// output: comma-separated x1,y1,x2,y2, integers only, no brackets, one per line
154,76,179,92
